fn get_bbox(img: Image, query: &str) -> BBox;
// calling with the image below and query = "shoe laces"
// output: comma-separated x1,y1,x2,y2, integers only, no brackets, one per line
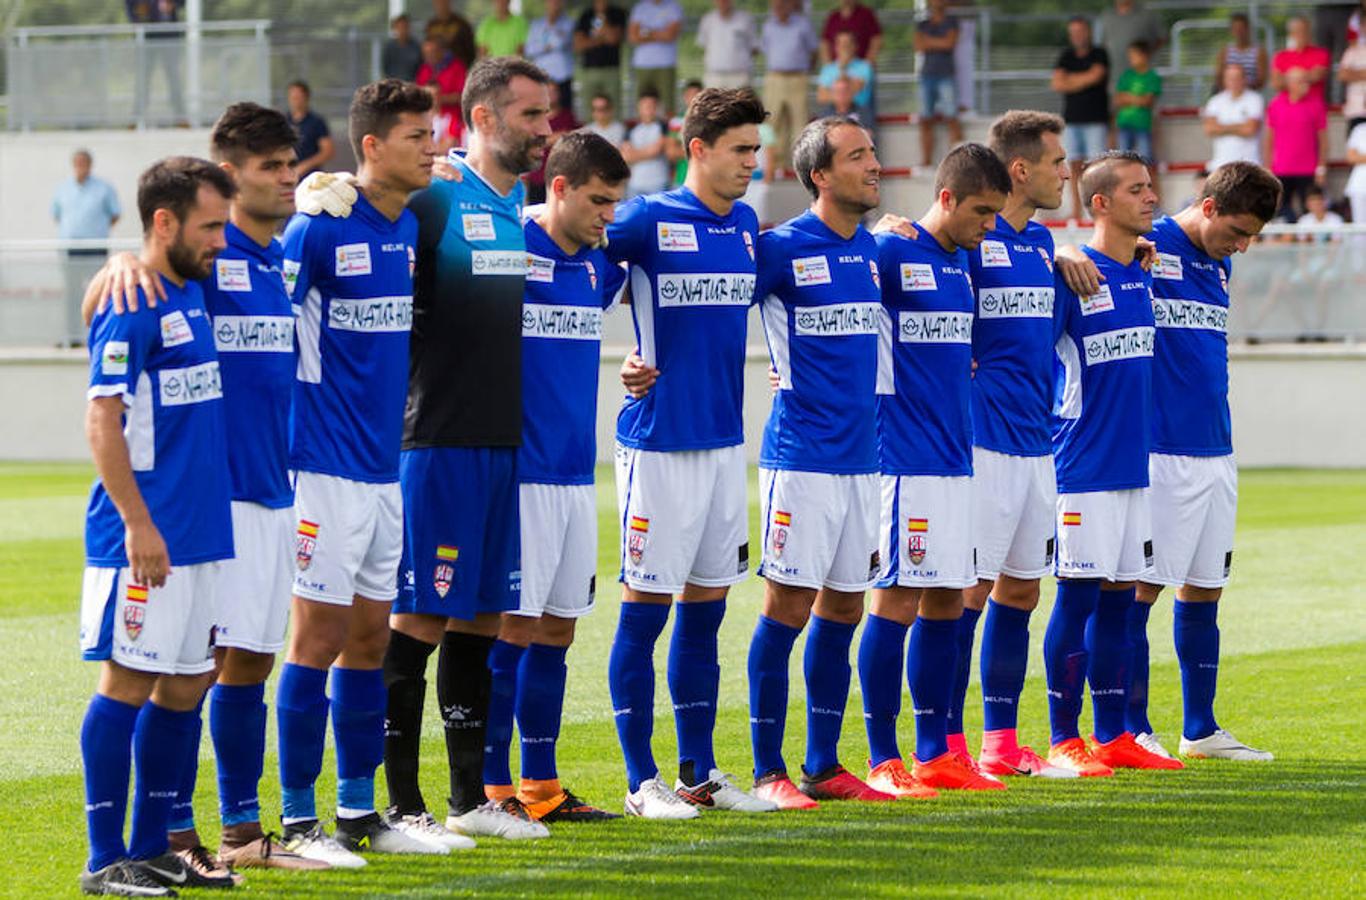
496,797,535,821
258,832,280,860
119,860,166,889
1017,747,1046,769
184,844,222,875
955,750,986,776
643,778,687,804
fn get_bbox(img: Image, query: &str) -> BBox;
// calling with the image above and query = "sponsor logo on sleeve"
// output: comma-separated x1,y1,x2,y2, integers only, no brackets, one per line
159,310,194,347
282,259,300,296
461,212,497,241
326,296,414,332
101,341,129,375
522,304,603,340
792,255,832,287
157,361,223,406
656,222,699,252
1079,284,1115,316
897,310,973,343
977,286,1054,319
526,254,556,283
979,239,1011,267
794,302,881,336
657,272,755,307
215,258,252,292
1151,297,1228,333
1153,252,1184,280
900,262,937,291
213,315,295,353
471,250,528,276
1082,326,1155,364
335,242,373,277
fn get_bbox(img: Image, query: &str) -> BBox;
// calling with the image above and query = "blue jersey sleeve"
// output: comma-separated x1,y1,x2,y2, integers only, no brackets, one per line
604,195,652,265
281,213,324,305
601,258,628,309
87,291,158,403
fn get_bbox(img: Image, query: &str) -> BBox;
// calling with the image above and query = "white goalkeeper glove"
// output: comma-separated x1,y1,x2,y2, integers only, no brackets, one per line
295,171,359,218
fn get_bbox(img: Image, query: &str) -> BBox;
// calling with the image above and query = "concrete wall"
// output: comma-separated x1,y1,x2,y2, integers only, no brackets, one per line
6,345,1364,468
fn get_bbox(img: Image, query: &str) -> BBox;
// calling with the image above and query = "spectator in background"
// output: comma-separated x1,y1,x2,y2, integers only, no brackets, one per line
383,14,423,81
1097,0,1164,89
1204,63,1263,169
954,0,977,115
477,0,529,59
1339,37,1366,134
628,0,685,116
1272,16,1330,100
1216,12,1267,91
1344,118,1366,223
575,0,628,120
52,149,120,346
127,0,186,125
914,0,961,168
1114,40,1161,162
1053,16,1110,219
697,0,757,89
527,0,576,111
1349,0,1366,47
621,88,671,197
426,0,477,68
761,0,820,172
824,76,868,126
525,83,581,203
1296,185,1344,240
821,0,881,65
818,31,872,120
286,80,333,177
584,91,626,145
417,36,467,151
1265,68,1327,222
666,80,704,185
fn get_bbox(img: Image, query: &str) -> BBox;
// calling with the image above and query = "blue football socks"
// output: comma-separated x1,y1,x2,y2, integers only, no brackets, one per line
608,602,670,792
858,613,908,767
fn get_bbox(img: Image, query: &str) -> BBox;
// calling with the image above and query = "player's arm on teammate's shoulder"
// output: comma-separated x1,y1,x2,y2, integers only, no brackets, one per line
1053,243,1104,296
870,213,918,240
81,252,165,325
294,169,360,218
620,347,659,398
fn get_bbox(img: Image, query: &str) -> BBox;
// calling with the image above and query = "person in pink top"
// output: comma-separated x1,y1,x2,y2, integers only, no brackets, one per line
1271,15,1331,100
1265,68,1327,221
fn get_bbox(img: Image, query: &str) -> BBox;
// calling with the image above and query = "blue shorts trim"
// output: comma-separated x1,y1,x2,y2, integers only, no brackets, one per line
82,573,119,662
394,447,521,620
874,475,901,589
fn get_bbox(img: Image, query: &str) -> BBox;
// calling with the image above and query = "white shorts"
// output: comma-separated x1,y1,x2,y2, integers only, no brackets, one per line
214,502,293,653
878,474,976,590
1055,488,1153,582
1146,453,1237,589
292,471,403,605
79,563,220,676
758,468,880,592
973,448,1057,581
517,483,598,619
615,443,749,595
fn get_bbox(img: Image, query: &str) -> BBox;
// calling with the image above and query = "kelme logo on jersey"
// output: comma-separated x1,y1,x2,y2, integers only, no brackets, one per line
213,315,295,353
158,361,223,407
1151,297,1228,333
335,242,373,277
295,520,319,570
522,304,603,340
656,222,699,252
656,273,755,307
123,583,148,641
327,296,413,332
898,311,973,343
215,258,252,292
794,302,881,336
977,286,1054,319
1083,326,1155,364
792,255,832,286
471,249,528,276
101,341,129,376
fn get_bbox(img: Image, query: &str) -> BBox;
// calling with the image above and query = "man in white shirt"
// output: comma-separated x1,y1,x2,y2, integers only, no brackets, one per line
697,0,757,88
628,0,685,116
584,92,627,145
620,89,671,196
527,0,577,111
1203,63,1263,169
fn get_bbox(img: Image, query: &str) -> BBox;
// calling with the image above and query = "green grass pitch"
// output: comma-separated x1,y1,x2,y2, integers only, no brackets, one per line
1,464,1363,897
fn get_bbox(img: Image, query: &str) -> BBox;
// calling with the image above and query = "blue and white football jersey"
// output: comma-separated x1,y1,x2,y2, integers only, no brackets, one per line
519,217,628,485
969,215,1059,457
1052,246,1156,493
85,277,233,566
1147,215,1233,456
283,193,416,483
605,187,758,451
875,225,976,477
205,222,294,508
757,211,881,475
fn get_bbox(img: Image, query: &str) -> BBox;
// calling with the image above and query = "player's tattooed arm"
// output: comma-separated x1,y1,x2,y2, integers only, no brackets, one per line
87,397,170,587
620,348,659,398
81,252,163,325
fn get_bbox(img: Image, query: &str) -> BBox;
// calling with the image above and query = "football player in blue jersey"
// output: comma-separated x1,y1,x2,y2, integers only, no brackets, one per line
77,157,237,896
859,143,1011,795
745,116,895,809
604,88,777,818
1126,162,1280,762
275,80,446,862
507,132,631,823
1045,151,1184,775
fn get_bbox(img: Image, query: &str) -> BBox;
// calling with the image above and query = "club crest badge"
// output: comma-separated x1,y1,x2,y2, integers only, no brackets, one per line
743,230,755,261
628,516,649,566
434,563,454,598
770,510,792,559
295,520,319,570
123,583,148,641
907,517,929,567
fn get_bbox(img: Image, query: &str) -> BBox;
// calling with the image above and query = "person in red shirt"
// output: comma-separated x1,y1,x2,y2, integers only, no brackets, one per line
417,36,468,150
1271,14,1330,100
524,82,581,203
821,0,881,64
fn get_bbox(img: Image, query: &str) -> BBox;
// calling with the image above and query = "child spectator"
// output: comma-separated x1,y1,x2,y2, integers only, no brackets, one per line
1114,40,1161,161
1296,185,1344,241
1345,120,1366,223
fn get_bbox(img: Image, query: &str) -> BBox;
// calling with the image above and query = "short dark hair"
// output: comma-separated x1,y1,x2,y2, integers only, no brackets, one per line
591,92,613,107
681,87,767,159
1128,40,1151,56
545,131,630,187
287,80,310,97
1203,162,1282,222
792,116,864,200
934,142,1012,201
1068,15,1090,28
461,56,551,128
348,78,434,160
1079,150,1149,204
211,102,298,165
987,109,1064,168
137,156,236,233
637,87,660,102
1230,12,1249,26
391,13,409,25
683,79,704,92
